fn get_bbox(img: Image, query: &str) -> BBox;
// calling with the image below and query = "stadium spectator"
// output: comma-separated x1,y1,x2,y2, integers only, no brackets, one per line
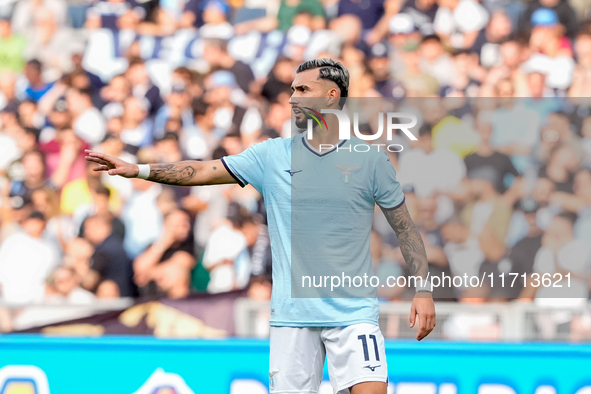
120,95,154,147
85,0,147,31
60,160,121,215
125,59,163,117
202,203,251,293
504,198,543,296
419,34,455,87
22,60,53,102
121,177,163,258
398,41,439,96
539,143,581,193
11,0,68,34
179,97,223,160
17,100,42,131
197,0,232,39
100,74,132,111
549,168,591,239
133,208,195,297
179,0,205,29
439,50,482,97
23,7,77,81
46,266,96,303
0,15,26,73
153,82,192,140
39,127,88,189
75,184,126,241
471,10,512,68
398,124,466,197
63,237,100,293
518,0,579,39
0,211,59,303
399,0,438,35
205,70,262,141
202,38,255,94
433,0,489,49
8,150,54,208
413,197,455,300
0,70,17,110
524,213,590,303
84,214,135,297
30,187,70,248
388,13,422,77
463,167,513,264
66,87,107,144
464,115,519,194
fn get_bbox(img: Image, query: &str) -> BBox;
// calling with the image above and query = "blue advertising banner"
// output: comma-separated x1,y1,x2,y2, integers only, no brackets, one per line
1,335,591,394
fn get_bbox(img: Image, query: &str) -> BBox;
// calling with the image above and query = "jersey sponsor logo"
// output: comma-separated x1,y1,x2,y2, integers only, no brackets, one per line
363,365,381,372
284,170,302,177
335,165,360,184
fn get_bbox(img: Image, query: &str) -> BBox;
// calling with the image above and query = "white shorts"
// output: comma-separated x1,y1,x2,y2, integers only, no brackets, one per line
269,323,388,394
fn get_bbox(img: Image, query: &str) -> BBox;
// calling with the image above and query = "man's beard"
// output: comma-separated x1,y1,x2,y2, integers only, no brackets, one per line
295,115,309,129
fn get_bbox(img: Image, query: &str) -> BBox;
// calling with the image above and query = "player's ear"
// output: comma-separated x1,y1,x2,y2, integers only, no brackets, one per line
326,88,339,108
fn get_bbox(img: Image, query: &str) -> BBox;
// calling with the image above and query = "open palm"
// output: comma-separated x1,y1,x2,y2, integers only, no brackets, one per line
84,150,139,178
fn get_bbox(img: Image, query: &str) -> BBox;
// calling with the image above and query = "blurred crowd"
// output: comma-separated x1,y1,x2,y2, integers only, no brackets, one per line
0,0,591,333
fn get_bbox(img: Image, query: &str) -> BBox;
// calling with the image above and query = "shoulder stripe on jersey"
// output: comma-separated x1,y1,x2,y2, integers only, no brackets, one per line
376,196,405,211
220,157,246,188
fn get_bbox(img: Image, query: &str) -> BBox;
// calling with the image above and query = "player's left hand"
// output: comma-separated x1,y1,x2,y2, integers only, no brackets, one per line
410,293,436,341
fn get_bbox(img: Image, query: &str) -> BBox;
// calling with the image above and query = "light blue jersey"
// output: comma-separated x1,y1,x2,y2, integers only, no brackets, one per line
221,133,405,327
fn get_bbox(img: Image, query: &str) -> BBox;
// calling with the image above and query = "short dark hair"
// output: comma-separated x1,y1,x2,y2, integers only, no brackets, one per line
418,124,432,137
26,59,42,72
205,38,228,52
94,184,111,197
128,57,145,68
557,212,578,226
72,87,92,99
296,58,349,109
192,97,209,117
421,34,442,45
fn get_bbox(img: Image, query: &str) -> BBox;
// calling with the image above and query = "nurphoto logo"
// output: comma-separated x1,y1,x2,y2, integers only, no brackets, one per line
303,108,418,153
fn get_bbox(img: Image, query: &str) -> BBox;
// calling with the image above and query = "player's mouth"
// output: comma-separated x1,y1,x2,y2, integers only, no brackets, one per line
292,107,303,116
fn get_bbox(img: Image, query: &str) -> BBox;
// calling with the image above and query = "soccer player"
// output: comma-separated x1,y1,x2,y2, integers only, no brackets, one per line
85,58,435,394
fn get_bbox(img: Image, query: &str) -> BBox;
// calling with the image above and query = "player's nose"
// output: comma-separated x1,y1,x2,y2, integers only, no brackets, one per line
288,92,299,104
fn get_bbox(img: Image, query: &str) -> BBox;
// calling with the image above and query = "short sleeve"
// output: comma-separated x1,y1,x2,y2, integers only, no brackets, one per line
373,151,405,209
221,140,270,192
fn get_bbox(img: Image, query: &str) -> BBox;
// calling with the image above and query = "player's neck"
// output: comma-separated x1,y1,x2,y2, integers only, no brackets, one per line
306,116,342,149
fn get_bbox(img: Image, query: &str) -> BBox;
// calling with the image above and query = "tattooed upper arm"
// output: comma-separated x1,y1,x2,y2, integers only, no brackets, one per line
146,160,237,186
380,202,429,278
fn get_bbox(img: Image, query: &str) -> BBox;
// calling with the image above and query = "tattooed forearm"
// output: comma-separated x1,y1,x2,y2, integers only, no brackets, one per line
148,163,197,185
380,203,429,279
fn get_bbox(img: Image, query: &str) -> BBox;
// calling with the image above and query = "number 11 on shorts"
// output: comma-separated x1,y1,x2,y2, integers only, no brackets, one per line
358,334,380,361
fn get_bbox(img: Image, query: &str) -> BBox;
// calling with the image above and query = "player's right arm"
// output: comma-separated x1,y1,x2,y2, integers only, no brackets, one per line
84,150,238,186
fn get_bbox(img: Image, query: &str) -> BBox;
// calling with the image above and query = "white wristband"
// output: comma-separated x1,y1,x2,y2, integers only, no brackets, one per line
136,164,150,180
416,280,432,293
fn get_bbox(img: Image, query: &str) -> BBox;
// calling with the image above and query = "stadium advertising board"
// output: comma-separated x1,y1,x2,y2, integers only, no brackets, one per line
1,336,591,394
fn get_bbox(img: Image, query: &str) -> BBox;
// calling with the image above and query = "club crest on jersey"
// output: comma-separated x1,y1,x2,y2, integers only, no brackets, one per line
335,165,360,184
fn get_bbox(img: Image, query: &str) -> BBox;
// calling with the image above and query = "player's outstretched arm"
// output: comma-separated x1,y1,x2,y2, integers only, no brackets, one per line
380,202,436,341
84,150,237,186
